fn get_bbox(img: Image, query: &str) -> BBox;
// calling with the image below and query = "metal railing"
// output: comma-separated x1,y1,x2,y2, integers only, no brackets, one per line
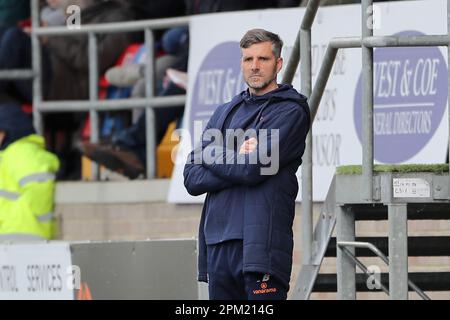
338,241,431,300
299,0,320,266
280,0,450,299
0,70,34,80
0,0,448,298
303,0,450,202
1,0,190,179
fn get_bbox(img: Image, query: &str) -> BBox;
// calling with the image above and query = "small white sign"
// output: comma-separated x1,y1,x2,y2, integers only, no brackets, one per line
392,178,431,198
0,242,74,300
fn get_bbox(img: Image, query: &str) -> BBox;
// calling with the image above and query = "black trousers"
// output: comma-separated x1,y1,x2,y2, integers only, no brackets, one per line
206,239,288,300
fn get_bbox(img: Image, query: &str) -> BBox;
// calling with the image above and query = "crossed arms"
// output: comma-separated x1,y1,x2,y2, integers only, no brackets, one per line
183,105,309,196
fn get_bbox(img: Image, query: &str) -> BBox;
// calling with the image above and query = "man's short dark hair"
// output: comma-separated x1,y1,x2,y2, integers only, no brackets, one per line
240,29,284,58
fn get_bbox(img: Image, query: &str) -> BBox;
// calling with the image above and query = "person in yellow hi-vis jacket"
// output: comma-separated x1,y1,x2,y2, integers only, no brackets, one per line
0,104,60,241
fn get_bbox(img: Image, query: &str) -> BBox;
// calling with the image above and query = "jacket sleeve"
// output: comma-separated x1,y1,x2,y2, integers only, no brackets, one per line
0,147,59,239
183,107,234,196
184,146,234,196
202,103,310,186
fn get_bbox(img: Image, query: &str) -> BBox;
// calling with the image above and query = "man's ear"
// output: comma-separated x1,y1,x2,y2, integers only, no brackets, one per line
277,57,283,73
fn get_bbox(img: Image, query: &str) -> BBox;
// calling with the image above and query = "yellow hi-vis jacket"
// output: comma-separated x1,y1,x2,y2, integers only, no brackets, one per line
0,134,60,241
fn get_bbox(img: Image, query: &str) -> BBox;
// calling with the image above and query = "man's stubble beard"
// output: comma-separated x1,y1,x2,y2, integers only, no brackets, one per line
245,65,278,93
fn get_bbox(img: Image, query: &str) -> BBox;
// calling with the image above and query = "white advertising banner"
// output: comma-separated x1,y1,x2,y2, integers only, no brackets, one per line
0,242,74,300
168,0,448,203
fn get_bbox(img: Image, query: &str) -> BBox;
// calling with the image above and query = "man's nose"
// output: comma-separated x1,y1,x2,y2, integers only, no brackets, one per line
251,60,260,70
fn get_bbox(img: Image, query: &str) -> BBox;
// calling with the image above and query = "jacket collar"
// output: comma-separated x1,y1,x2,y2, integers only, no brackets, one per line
216,94,245,132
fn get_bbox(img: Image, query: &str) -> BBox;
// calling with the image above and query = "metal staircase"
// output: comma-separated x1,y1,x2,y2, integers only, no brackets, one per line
283,0,450,300
292,168,450,300
292,176,337,299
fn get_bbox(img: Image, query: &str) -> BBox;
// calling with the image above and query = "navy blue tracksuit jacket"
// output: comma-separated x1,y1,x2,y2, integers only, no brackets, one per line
183,84,310,290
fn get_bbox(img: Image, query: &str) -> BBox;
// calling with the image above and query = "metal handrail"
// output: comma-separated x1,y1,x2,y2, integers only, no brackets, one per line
361,0,374,201
338,241,431,300
309,32,450,125
281,1,305,84
339,246,390,296
29,0,189,179
300,0,320,266
0,70,34,80
265,0,450,280
288,2,450,287
37,96,187,112
33,16,190,36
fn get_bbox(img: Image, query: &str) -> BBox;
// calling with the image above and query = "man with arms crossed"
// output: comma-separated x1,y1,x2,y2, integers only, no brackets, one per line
184,28,310,300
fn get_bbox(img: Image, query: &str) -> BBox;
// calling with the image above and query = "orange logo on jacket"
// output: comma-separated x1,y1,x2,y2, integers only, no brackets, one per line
253,282,277,295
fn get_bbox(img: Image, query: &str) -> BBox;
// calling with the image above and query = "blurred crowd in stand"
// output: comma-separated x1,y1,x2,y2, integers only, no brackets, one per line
0,0,409,181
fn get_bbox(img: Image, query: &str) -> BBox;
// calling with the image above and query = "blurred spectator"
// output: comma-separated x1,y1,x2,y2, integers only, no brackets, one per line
185,0,301,13
0,104,59,241
105,26,189,90
0,0,62,105
0,27,34,104
80,0,305,179
118,0,186,20
0,0,30,28
81,25,189,179
40,0,146,180
0,0,191,180
40,0,66,27
46,1,139,102
81,0,306,179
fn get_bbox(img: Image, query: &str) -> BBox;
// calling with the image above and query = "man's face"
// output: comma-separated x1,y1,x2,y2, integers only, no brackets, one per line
241,41,282,95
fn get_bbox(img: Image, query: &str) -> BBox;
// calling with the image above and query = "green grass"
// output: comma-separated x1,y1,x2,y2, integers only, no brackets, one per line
336,164,449,175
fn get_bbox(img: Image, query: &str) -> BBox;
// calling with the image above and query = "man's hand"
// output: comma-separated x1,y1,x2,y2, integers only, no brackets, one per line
239,137,258,154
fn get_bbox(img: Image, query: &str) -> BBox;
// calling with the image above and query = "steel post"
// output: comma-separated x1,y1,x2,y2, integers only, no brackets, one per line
301,28,313,265
88,32,100,179
362,0,374,201
31,0,43,134
448,0,450,199
282,31,300,84
280,0,304,84
388,204,409,300
299,0,320,267
145,29,156,179
309,46,338,121
336,205,356,300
